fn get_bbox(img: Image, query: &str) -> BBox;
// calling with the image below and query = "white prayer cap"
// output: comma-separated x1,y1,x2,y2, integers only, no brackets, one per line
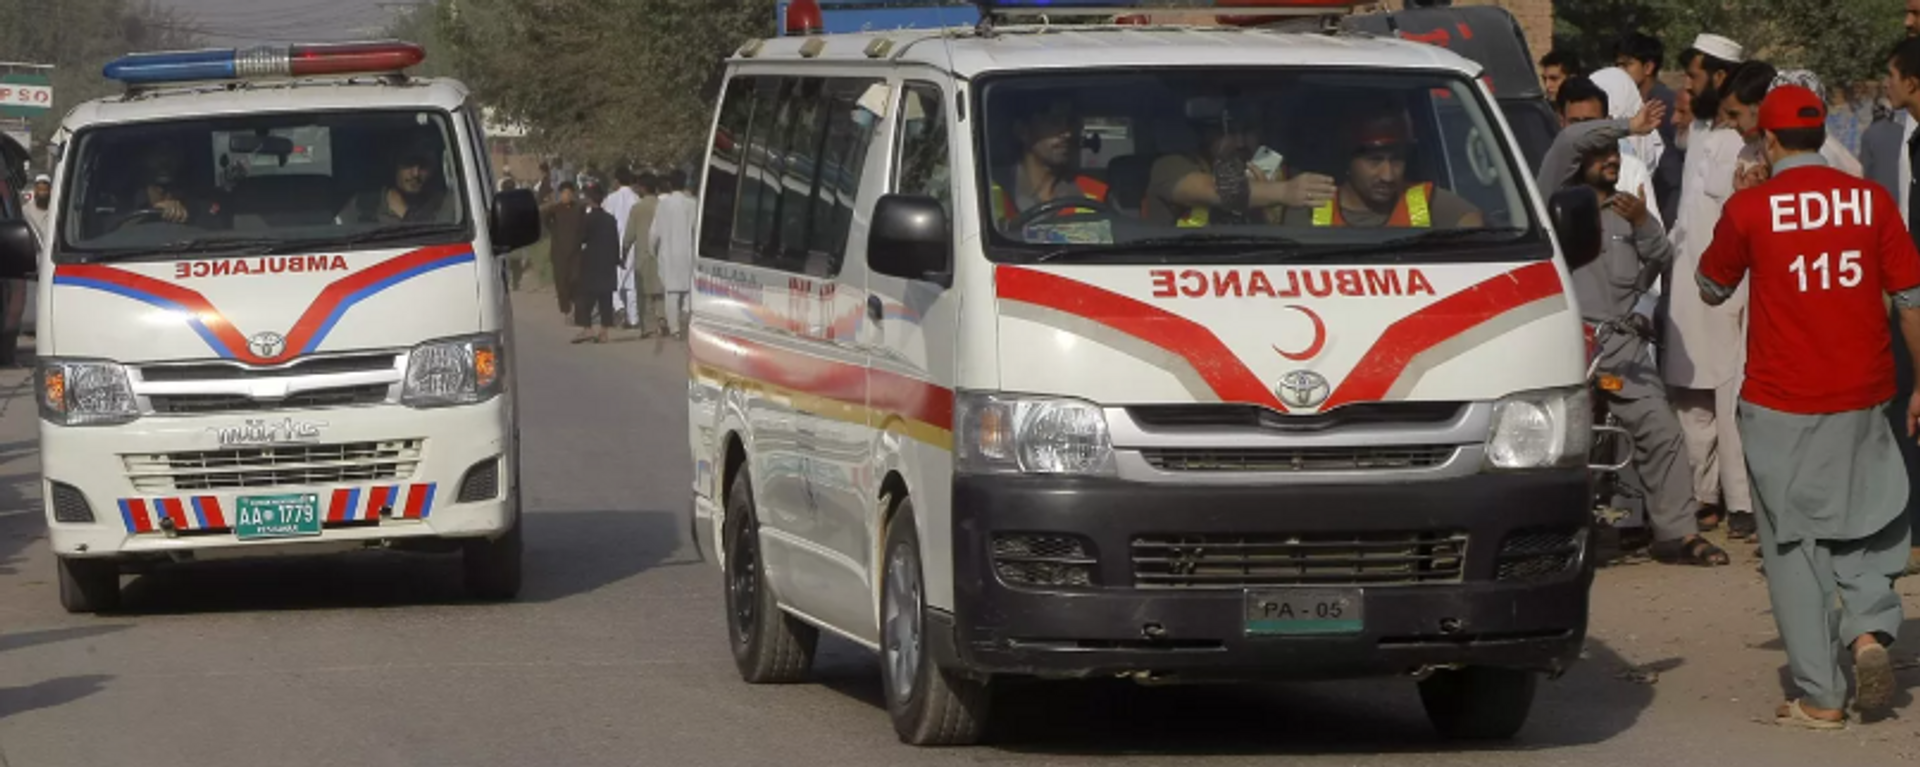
1691,33,1746,64
33,174,49,184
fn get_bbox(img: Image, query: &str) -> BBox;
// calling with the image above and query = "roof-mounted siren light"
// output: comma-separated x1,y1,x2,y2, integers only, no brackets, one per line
785,0,826,36
103,41,426,85
979,0,1370,25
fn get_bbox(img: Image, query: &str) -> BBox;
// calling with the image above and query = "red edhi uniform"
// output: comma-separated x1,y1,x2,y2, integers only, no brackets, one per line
1697,159,1920,415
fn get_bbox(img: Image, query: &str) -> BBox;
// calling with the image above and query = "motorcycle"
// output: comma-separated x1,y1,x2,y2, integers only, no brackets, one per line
1583,260,1663,561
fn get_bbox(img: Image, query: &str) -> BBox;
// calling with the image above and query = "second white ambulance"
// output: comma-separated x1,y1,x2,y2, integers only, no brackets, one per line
689,0,1606,745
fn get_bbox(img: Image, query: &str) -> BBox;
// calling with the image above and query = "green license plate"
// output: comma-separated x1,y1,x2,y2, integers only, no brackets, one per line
234,494,324,541
1244,588,1363,636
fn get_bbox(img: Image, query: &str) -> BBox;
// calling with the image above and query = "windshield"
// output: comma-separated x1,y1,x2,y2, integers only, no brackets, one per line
57,109,470,262
975,69,1539,262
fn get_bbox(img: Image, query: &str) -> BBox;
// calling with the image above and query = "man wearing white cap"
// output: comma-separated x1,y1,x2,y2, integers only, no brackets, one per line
1665,33,1755,539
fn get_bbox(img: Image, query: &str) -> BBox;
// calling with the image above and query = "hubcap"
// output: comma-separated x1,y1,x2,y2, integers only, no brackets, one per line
728,516,759,647
884,543,923,704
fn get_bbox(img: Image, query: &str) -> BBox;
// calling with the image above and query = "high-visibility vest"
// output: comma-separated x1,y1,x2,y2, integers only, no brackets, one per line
1311,183,1434,228
992,175,1110,224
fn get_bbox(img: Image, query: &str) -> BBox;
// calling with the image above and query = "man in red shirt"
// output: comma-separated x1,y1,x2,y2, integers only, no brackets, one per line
1699,84,1920,728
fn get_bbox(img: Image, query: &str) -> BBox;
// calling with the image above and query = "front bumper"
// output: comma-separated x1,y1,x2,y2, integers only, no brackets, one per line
41,399,513,560
935,468,1594,682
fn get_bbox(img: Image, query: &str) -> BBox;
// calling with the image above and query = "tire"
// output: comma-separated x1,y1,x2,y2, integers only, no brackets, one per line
880,502,992,746
57,556,120,614
463,513,523,602
723,467,817,684
1418,666,1538,741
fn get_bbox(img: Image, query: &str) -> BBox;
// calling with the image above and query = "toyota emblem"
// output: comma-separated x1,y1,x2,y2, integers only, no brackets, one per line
248,331,287,358
1275,370,1331,409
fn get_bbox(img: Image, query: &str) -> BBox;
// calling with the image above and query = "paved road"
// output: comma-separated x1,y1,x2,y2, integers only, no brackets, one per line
4,292,1920,766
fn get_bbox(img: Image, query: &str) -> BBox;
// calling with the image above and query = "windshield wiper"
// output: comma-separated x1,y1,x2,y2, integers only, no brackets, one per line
1282,226,1533,262
79,236,288,261
1033,234,1304,264
255,223,467,254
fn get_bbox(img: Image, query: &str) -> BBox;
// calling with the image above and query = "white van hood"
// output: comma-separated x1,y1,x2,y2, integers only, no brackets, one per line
992,260,1582,413
48,243,481,364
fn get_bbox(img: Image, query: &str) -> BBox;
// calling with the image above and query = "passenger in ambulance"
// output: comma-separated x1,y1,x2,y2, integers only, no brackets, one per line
110,138,223,231
1282,104,1485,229
336,134,454,226
1142,96,1336,229
987,93,1113,234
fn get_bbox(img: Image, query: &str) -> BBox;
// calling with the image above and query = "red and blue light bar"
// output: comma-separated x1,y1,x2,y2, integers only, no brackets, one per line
103,41,426,85
976,0,1365,12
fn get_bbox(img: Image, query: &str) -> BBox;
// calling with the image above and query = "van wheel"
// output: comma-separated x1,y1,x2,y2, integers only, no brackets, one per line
1418,666,1538,741
463,513,523,601
723,467,817,683
881,502,992,746
57,556,121,614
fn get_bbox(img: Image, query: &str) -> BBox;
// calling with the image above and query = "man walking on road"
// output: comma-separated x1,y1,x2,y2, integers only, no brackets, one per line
574,184,621,345
604,168,642,329
1698,83,1920,729
542,182,588,320
650,169,698,340
622,173,665,337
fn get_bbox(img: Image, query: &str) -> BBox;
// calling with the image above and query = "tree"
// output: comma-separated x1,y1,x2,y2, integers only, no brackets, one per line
0,0,199,155
439,0,775,169
1553,0,1903,94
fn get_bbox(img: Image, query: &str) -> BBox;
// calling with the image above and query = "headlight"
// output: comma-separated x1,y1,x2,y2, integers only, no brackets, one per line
1486,386,1590,470
956,392,1113,476
38,359,138,426
402,333,503,408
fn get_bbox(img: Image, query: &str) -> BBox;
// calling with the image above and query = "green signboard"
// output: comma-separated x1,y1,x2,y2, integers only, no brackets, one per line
0,73,53,119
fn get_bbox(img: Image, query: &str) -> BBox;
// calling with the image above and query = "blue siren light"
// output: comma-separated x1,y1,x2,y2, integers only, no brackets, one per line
104,42,426,85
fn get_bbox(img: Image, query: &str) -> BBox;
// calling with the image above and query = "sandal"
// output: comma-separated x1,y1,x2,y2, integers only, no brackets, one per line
1727,511,1758,542
1775,699,1847,730
1651,536,1730,566
1854,643,1896,715
1696,505,1726,532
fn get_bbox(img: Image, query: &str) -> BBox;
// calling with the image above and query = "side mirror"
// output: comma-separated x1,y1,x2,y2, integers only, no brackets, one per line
867,194,951,287
0,220,36,280
1547,186,1603,269
490,188,542,251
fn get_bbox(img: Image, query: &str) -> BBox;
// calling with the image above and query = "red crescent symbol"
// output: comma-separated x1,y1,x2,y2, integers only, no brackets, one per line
1273,305,1326,361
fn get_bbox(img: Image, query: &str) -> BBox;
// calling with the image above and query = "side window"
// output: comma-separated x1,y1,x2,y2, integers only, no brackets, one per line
895,82,951,217
465,107,496,195
734,77,784,257
700,75,754,262
808,79,883,276
771,78,826,270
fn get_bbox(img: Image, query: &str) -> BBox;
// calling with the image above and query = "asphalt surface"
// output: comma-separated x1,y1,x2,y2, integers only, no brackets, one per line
4,290,1920,766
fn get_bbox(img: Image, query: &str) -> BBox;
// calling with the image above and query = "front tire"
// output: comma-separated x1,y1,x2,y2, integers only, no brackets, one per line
723,467,817,683
57,556,121,614
880,502,992,746
463,514,523,601
1418,666,1538,741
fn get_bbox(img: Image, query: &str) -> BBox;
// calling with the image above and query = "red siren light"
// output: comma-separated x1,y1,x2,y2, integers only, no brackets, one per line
786,0,826,35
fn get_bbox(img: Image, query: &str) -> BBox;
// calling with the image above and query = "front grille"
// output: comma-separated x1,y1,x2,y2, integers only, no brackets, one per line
138,354,400,382
1128,402,1465,432
992,533,1097,588
1141,445,1457,472
1131,531,1468,588
148,384,392,414
457,457,500,502
50,482,94,523
1496,527,1582,582
122,440,424,493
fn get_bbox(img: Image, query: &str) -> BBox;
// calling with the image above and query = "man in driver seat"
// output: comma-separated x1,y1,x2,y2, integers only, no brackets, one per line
1290,105,1484,229
115,139,221,230
988,94,1109,232
338,134,452,225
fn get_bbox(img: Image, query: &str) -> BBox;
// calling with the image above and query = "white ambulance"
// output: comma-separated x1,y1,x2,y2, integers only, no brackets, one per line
688,0,1607,745
0,42,540,613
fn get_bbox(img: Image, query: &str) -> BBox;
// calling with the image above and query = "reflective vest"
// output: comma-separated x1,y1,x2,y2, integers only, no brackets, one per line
992,175,1110,224
1311,183,1434,228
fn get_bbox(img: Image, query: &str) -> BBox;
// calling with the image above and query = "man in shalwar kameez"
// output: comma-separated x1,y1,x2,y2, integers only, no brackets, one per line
1698,84,1920,729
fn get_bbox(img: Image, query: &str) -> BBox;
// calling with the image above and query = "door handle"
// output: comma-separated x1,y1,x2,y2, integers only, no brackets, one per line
867,295,884,322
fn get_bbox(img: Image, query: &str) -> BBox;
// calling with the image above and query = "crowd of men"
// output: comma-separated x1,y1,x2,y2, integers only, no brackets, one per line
525,165,697,345
1535,1,1920,728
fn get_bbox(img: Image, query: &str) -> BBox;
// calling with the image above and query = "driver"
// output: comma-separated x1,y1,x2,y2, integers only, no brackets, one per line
1144,96,1335,228
116,139,219,230
338,134,453,225
987,94,1109,232
1288,104,1483,229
